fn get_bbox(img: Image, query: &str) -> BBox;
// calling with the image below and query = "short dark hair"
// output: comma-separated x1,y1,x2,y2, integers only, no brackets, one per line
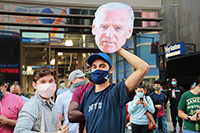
10,81,22,91
154,79,163,86
33,66,57,83
60,80,64,84
137,83,145,88
0,74,6,87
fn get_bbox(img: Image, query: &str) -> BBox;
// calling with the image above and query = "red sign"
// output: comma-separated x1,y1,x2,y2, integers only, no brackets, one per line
0,68,19,73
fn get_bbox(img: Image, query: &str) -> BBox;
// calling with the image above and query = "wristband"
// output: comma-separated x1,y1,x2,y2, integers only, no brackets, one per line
187,115,191,121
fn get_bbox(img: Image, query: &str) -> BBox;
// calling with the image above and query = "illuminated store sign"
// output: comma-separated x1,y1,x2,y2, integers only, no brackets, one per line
165,41,186,58
0,68,19,73
22,38,62,43
0,63,19,68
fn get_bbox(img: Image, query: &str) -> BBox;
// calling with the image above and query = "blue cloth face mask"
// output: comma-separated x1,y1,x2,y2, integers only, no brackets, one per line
91,69,110,84
171,81,176,85
136,92,144,98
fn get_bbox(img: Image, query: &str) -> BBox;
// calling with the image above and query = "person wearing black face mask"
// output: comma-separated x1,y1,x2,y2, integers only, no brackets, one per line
76,47,149,133
167,78,184,133
68,62,95,133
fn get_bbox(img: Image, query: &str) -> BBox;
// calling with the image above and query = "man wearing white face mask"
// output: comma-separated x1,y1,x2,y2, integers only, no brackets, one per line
56,80,69,96
14,66,69,133
56,69,86,133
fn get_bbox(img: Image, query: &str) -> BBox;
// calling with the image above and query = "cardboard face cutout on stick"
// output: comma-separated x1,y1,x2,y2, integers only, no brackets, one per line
92,2,134,53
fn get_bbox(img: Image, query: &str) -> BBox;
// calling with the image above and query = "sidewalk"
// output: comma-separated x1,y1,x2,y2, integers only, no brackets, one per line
125,121,180,133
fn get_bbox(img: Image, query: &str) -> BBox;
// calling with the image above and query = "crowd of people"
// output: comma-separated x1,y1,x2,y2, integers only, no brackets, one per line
0,2,200,133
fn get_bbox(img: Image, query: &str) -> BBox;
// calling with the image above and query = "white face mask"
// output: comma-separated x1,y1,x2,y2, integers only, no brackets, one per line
37,83,56,98
60,83,65,88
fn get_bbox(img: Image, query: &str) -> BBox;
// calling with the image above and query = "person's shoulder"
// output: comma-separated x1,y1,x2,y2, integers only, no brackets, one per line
182,90,191,96
21,95,29,102
161,92,166,96
58,91,72,98
168,86,172,90
76,82,89,90
178,85,184,90
22,96,40,110
8,92,23,100
84,85,95,96
111,80,125,88
149,91,155,96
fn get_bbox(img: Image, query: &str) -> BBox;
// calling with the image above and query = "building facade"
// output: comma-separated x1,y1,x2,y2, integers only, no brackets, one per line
158,0,200,90
0,0,162,95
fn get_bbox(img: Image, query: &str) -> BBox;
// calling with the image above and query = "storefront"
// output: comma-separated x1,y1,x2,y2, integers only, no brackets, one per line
0,1,162,96
20,30,136,96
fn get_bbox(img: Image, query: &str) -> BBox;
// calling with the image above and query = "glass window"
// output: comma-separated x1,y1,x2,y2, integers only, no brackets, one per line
22,32,49,46
57,52,78,87
50,33,96,48
22,47,50,98
159,56,164,70
112,50,135,83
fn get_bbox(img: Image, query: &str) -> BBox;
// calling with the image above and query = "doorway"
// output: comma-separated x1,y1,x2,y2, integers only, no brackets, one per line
55,50,98,90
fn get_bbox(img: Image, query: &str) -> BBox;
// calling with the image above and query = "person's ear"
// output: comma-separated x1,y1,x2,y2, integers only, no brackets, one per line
4,84,8,90
92,23,96,35
109,67,114,74
126,27,133,39
72,79,76,84
32,81,37,90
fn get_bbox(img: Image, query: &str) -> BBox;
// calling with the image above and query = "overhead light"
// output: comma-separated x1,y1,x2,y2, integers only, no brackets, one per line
27,66,32,72
65,40,73,46
50,59,55,65
58,52,63,56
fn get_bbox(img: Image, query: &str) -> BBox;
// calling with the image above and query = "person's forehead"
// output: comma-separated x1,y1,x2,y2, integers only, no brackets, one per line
92,59,109,65
136,88,144,90
154,83,160,86
172,78,176,81
37,74,54,81
98,9,130,21
10,85,20,89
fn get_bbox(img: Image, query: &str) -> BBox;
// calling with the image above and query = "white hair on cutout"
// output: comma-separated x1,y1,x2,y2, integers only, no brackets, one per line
93,2,135,29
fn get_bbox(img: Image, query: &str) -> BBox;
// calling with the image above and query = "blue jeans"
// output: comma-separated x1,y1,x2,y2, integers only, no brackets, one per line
183,130,200,133
153,115,167,133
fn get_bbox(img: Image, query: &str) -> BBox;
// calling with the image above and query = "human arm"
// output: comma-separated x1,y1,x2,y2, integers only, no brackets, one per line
116,48,149,95
56,113,63,130
178,110,200,121
14,102,39,133
142,96,155,114
128,98,142,114
0,115,17,128
68,101,85,123
56,124,69,133
126,117,131,127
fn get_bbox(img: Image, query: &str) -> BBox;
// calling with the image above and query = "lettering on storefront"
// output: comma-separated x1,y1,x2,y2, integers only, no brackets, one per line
0,68,19,73
8,6,56,24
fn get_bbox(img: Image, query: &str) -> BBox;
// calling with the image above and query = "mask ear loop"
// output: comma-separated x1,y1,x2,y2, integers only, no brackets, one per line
194,82,196,88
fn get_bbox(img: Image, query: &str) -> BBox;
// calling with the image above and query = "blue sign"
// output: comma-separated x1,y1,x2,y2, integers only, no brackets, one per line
22,37,61,43
165,41,186,58
39,8,55,24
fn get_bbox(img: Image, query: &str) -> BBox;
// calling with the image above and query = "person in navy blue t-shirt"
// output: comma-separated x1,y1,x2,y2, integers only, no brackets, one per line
76,49,149,133
69,2,149,133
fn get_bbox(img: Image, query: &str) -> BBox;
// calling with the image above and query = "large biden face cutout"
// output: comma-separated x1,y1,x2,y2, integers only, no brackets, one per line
92,2,134,53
